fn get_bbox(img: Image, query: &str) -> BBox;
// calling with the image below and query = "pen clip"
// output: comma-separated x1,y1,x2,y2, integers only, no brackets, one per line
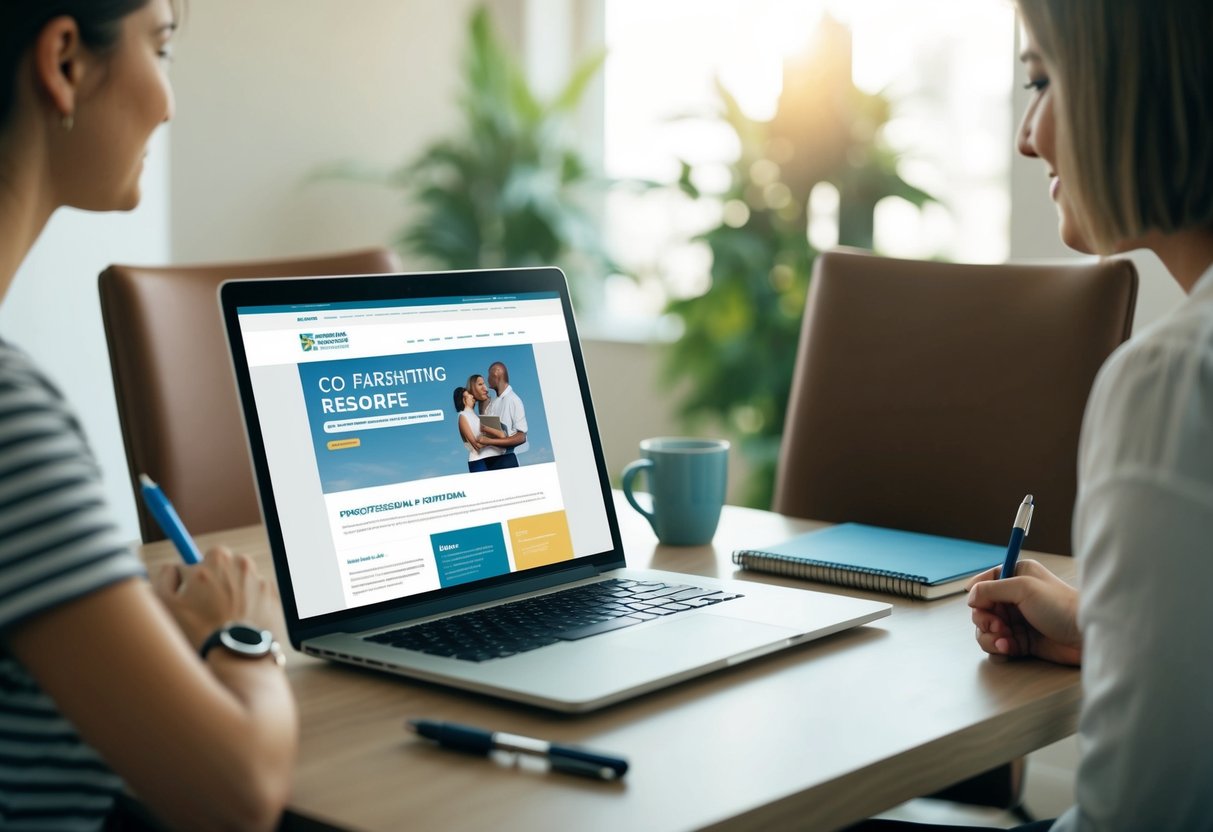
1014,496,1034,535
548,754,618,780
549,743,629,779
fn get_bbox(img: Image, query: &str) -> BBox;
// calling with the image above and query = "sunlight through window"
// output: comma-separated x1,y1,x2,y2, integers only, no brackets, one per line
603,0,1014,318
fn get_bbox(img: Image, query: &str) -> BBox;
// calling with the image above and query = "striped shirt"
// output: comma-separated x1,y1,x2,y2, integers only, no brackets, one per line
0,340,144,830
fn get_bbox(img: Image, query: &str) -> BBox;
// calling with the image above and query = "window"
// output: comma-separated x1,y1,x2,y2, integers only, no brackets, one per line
601,0,1015,319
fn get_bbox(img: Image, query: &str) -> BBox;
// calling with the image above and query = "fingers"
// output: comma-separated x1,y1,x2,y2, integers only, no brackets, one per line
964,558,1069,594
974,626,1003,653
202,546,234,572
975,628,1019,657
971,608,1028,659
203,546,240,601
967,575,1035,610
973,610,1030,657
151,562,183,598
207,547,272,622
1015,559,1070,587
236,553,262,618
972,603,1015,657
964,565,1003,590
971,608,1005,634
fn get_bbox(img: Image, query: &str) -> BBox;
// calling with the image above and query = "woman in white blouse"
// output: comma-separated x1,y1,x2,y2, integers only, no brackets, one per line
964,1,1213,830
854,1,1213,830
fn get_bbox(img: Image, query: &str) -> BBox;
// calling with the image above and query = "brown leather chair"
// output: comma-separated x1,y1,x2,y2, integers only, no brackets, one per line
100,248,402,543
774,248,1137,814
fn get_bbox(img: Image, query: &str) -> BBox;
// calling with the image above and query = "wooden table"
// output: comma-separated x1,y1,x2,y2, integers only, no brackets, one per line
138,493,1080,831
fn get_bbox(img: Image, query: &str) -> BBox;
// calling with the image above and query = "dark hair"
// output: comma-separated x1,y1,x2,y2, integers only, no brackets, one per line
1,0,152,129
466,374,483,391
452,387,469,414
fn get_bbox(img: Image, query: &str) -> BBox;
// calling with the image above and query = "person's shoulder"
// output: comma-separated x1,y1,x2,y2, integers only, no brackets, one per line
0,340,60,393
1093,296,1211,401
1082,296,1213,481
0,341,73,425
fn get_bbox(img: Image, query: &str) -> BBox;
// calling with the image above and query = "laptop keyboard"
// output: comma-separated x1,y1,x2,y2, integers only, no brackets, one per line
362,578,744,662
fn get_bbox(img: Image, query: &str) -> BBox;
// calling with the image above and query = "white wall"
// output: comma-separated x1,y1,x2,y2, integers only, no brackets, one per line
169,0,486,264
0,132,171,544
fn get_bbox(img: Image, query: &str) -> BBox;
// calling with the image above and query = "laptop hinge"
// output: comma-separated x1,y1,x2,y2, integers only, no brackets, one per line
306,562,605,640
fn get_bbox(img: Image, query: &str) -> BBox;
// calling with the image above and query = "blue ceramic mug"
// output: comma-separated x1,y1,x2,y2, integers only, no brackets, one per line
621,437,729,546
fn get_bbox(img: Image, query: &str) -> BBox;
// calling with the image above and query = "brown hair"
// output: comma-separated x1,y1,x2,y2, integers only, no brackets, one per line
1018,0,1213,252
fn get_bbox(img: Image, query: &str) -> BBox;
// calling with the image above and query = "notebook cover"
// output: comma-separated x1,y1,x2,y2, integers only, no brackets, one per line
745,523,1004,585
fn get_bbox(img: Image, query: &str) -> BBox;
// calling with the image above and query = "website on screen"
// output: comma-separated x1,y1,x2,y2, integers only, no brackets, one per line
236,292,613,620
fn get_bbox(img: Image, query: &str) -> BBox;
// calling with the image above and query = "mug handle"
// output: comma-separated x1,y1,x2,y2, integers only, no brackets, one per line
621,458,657,533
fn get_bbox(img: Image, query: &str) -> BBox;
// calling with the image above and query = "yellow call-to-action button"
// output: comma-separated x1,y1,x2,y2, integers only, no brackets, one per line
326,438,362,451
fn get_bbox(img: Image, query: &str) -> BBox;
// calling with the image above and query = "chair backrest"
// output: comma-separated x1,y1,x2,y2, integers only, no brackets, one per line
99,247,402,542
773,249,1138,557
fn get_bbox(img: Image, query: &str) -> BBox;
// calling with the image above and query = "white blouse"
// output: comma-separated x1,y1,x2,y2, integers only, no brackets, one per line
460,407,496,461
1053,263,1213,830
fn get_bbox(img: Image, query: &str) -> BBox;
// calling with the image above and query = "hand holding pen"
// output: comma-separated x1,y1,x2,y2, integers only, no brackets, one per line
141,474,284,649
967,496,1083,666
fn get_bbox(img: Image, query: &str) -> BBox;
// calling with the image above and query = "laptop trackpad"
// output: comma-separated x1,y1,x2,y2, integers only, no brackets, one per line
480,614,799,708
605,613,794,665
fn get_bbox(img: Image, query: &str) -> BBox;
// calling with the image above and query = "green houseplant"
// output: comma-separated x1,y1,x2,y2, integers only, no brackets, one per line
324,5,613,307
665,18,935,508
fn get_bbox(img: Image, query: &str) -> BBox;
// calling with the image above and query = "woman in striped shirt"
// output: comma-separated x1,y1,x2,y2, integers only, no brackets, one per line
0,2,298,829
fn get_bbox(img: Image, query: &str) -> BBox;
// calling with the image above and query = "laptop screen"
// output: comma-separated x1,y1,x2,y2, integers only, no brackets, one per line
230,277,616,623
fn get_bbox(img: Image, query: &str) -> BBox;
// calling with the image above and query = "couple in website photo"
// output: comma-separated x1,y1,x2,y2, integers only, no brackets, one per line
452,360,530,472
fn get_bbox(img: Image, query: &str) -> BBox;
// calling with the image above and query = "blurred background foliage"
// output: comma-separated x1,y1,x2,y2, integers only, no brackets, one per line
325,9,937,510
664,16,936,508
321,5,614,308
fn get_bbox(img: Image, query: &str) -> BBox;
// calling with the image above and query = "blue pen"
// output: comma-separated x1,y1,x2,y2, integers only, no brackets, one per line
999,494,1034,580
139,474,203,565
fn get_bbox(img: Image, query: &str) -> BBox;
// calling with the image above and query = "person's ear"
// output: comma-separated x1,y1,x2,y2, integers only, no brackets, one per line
32,16,87,124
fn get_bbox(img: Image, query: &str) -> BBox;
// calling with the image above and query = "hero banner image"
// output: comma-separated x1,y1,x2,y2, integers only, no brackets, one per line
297,343,554,494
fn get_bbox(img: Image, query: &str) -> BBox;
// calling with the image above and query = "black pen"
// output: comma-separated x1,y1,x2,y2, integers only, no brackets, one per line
999,494,1034,580
406,719,628,780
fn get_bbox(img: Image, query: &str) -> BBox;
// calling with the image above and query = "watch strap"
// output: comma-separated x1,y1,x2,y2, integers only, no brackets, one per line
199,627,227,660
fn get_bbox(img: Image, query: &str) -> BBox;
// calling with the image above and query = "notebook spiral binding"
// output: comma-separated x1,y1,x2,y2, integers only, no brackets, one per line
731,549,930,599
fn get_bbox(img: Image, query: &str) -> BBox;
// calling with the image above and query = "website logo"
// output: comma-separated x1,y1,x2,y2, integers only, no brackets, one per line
300,330,351,353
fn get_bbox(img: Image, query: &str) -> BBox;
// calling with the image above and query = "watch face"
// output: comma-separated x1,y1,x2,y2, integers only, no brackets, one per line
201,624,284,666
220,625,271,657
227,625,265,647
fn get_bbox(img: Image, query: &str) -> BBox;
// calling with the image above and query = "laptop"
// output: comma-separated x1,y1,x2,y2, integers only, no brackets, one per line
219,267,890,712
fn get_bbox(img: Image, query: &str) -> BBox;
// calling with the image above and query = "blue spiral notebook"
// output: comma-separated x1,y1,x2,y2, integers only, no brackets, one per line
731,523,1005,600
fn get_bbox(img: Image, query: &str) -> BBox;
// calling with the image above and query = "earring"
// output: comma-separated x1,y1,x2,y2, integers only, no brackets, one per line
62,113,74,132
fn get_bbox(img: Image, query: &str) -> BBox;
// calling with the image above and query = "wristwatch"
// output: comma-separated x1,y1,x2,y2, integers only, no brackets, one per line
200,623,286,667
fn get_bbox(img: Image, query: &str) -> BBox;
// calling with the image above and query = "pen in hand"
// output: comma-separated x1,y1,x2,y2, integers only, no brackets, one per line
139,474,203,565
407,719,628,780
999,494,1034,580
